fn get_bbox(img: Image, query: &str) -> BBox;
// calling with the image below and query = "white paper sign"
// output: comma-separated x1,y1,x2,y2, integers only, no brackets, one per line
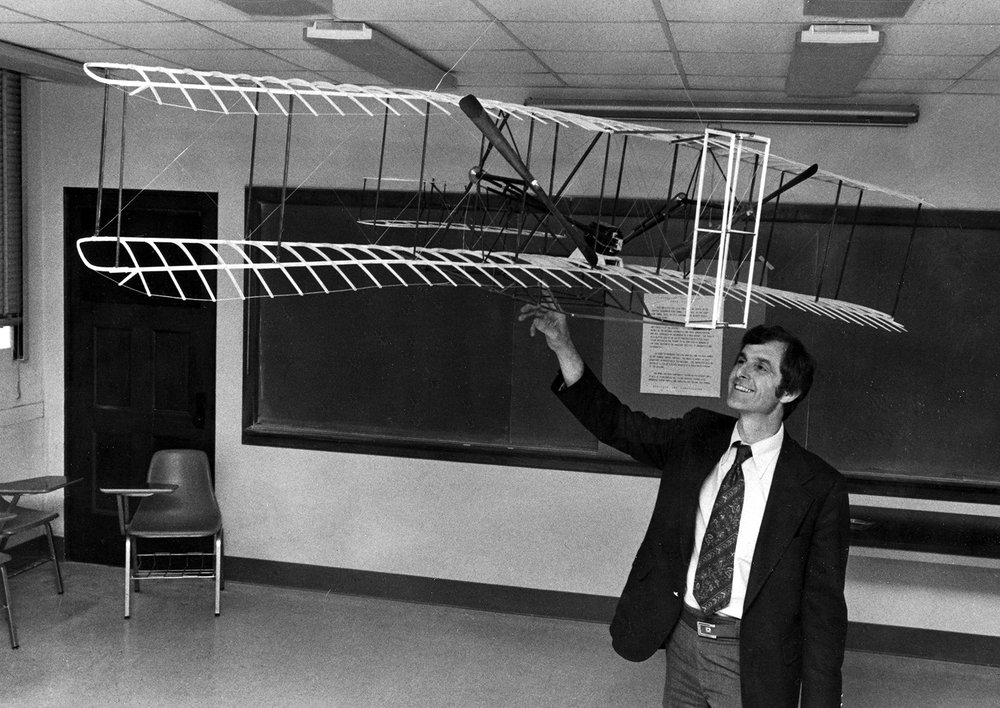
640,294,723,396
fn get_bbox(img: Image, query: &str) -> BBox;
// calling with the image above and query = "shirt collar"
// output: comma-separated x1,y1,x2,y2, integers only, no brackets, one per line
729,424,784,479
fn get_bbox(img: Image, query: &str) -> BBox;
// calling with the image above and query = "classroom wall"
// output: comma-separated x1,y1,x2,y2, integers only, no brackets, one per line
8,77,999,636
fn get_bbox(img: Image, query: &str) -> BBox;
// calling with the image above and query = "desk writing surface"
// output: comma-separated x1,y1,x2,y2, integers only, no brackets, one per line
0,476,78,495
99,484,177,497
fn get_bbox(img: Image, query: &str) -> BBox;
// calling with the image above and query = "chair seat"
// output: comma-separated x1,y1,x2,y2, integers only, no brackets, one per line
0,507,59,537
129,505,221,538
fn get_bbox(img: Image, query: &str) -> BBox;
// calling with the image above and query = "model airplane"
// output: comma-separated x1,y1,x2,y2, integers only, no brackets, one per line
77,62,926,332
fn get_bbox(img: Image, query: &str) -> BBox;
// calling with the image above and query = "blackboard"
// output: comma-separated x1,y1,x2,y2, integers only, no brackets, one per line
242,187,1000,496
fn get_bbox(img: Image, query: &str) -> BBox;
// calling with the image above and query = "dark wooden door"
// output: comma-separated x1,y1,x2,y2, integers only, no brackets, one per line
64,188,217,566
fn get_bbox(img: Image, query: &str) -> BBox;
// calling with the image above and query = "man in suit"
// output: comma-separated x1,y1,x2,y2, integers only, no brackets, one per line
519,300,850,708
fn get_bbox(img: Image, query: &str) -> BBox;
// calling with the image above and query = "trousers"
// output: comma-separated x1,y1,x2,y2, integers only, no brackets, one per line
663,618,741,707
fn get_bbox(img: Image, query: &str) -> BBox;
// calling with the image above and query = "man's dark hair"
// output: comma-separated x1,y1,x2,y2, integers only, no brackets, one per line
741,324,815,418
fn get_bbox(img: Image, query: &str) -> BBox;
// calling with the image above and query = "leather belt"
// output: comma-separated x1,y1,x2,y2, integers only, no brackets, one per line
680,605,740,640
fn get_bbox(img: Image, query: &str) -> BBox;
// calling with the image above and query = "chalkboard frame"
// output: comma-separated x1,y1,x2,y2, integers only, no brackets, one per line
241,186,1000,506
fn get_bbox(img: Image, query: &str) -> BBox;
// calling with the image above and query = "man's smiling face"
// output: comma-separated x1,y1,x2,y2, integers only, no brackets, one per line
726,340,798,417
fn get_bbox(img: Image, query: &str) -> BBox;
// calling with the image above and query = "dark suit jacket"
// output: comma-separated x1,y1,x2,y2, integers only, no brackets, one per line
555,367,850,708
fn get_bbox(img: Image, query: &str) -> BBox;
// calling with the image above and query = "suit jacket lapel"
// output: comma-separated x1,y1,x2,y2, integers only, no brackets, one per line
743,435,816,610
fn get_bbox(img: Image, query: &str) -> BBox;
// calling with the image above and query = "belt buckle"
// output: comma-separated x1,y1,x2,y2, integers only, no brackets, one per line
696,620,718,639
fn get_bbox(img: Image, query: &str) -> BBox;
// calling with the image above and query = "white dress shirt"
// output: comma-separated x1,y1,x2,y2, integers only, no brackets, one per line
682,424,784,619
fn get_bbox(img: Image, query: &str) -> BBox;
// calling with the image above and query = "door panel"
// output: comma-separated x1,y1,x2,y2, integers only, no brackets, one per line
64,189,217,566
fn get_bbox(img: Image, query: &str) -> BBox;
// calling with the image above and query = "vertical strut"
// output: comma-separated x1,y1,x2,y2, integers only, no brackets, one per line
374,101,389,227
833,189,864,300
414,103,432,252
95,70,110,237
892,202,922,317
814,180,843,301
115,90,128,266
245,92,261,239
277,94,294,255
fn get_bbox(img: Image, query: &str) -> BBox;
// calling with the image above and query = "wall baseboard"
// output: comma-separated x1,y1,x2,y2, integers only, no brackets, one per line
226,556,1000,668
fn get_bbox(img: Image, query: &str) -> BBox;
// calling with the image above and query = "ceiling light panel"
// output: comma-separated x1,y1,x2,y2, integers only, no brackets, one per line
303,20,455,90
786,24,882,97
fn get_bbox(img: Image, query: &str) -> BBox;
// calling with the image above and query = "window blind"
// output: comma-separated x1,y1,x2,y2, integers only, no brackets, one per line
0,69,22,327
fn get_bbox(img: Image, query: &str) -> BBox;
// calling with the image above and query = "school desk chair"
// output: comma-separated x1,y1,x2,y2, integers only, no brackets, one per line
101,449,223,619
0,477,80,649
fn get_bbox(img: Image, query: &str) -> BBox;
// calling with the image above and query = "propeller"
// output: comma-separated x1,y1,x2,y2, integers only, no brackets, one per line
460,95,599,267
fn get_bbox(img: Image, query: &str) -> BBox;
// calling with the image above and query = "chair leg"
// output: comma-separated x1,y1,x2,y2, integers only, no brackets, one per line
1,564,17,649
44,522,64,595
219,528,225,591
124,535,132,620
214,531,222,617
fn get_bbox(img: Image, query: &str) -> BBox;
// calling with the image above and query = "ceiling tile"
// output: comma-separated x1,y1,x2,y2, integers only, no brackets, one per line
0,0,177,22
945,79,1000,95
558,73,685,89
60,47,167,66
670,22,800,53
68,22,246,50
331,0,487,22
906,0,1000,24
506,22,668,52
660,0,810,22
869,54,983,79
679,52,788,76
267,49,378,72
476,0,659,22
967,57,1000,81
459,72,558,87
687,76,786,91
855,77,956,93
202,20,316,48
423,49,545,73
150,48,303,74
0,22,120,49
537,50,677,75
0,7,37,22
141,0,252,21
374,21,519,51
883,24,1000,55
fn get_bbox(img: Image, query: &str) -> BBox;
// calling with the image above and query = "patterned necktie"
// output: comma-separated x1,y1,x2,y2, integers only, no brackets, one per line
693,442,753,616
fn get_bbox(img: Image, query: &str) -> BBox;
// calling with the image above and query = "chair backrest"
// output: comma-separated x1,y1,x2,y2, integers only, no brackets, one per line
141,449,220,528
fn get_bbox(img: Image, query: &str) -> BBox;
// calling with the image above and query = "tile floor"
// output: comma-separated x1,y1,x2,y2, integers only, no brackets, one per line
1,562,997,707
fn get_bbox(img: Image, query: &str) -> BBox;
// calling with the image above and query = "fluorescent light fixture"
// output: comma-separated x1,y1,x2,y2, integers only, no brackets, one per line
525,99,918,127
799,24,880,44
304,20,456,91
786,24,884,98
